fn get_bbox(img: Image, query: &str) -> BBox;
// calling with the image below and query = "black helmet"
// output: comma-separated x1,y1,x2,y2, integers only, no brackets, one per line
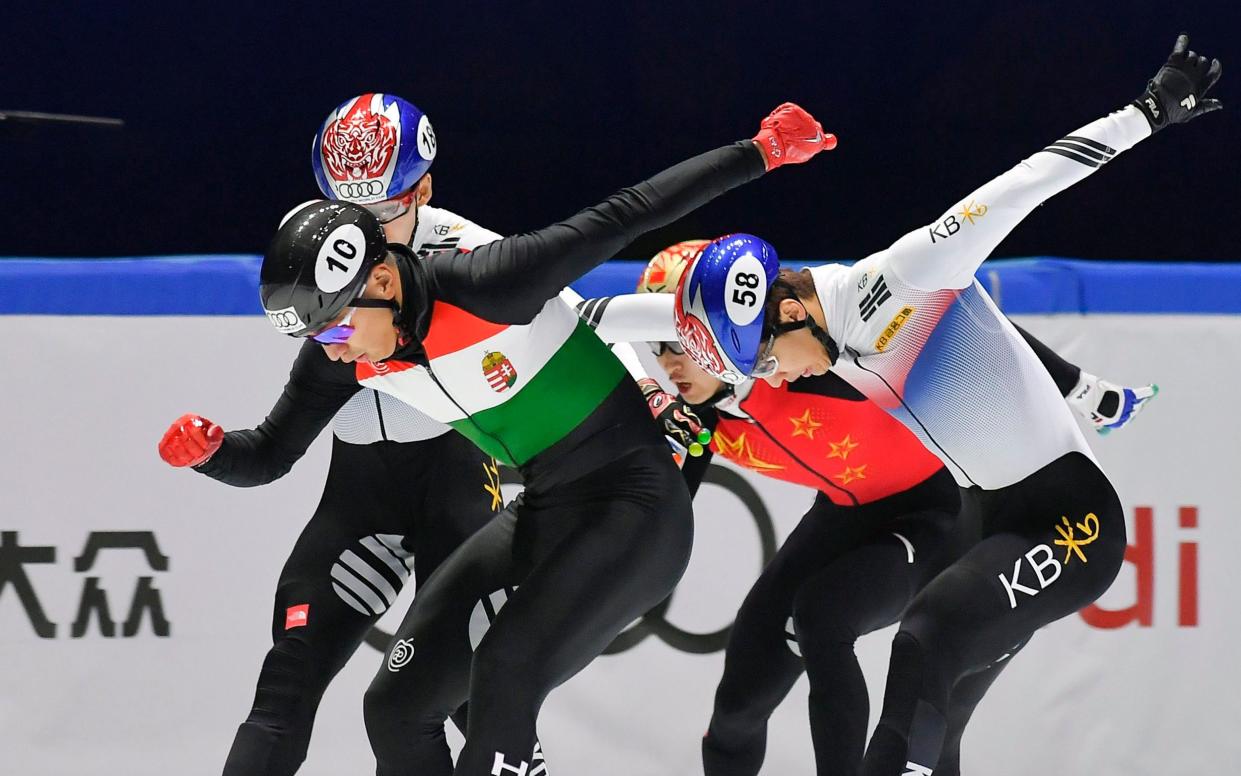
260,200,388,336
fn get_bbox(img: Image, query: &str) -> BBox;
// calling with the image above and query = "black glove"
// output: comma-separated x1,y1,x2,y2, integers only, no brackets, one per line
1132,33,1223,132
638,378,711,454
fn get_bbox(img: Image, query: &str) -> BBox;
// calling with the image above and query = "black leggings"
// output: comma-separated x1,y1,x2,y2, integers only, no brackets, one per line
702,470,960,776
1013,321,1080,395
222,433,497,776
861,452,1125,776
365,446,694,776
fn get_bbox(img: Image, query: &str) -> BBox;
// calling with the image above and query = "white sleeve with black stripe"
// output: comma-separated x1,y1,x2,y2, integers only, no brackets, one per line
561,289,652,382
885,105,1152,291
573,292,678,343
411,205,503,255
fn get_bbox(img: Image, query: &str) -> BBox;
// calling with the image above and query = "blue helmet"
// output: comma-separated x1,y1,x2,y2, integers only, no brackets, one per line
312,93,437,205
674,234,780,384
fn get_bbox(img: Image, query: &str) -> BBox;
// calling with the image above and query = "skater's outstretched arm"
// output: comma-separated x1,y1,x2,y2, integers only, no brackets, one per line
575,292,678,345
427,104,834,324
161,340,361,486
885,34,1220,292
885,107,1151,291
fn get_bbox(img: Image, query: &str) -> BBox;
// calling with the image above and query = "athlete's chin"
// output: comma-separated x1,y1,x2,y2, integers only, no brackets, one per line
679,383,713,405
322,344,347,362
366,344,397,362
780,364,826,383
338,348,381,365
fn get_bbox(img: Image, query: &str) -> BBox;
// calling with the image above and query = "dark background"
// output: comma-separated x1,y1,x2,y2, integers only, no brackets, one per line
2,1,1238,261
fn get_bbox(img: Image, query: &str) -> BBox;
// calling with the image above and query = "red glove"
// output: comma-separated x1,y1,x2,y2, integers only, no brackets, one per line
751,102,836,170
158,413,224,467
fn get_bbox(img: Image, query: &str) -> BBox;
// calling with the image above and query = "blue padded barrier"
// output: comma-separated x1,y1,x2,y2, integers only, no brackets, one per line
2,256,1239,315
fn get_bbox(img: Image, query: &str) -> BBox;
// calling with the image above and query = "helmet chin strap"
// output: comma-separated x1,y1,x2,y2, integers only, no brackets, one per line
385,243,433,348
772,313,840,365
350,298,399,312
705,382,736,408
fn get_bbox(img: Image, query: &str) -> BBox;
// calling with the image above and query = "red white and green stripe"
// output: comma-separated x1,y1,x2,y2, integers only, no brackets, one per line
356,297,626,466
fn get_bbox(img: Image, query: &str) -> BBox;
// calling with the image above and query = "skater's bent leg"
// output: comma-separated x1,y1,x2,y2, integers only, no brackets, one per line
366,507,520,776
456,455,694,775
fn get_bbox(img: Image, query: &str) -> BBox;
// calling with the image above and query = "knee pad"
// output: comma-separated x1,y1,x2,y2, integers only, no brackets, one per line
709,689,761,741
225,640,320,776
469,639,533,688
364,669,457,775
875,633,950,776
468,639,547,715
887,630,956,717
363,665,430,729
792,586,861,650
365,655,461,732
702,728,766,776
247,639,321,724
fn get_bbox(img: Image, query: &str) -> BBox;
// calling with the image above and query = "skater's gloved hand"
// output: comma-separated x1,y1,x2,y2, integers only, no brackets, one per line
751,102,836,170
638,378,712,456
158,413,224,467
1133,33,1223,132
1067,374,1160,436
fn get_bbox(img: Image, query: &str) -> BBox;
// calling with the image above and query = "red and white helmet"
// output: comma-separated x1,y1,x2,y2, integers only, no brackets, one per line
636,239,710,294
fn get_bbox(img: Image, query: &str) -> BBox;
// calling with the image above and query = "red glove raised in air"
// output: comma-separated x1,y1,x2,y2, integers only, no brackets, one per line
752,102,836,170
158,413,224,467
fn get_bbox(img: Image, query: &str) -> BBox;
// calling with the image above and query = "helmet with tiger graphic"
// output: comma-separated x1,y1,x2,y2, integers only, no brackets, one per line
312,93,436,221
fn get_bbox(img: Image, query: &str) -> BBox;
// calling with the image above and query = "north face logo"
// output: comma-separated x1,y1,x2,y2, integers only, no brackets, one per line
284,604,309,630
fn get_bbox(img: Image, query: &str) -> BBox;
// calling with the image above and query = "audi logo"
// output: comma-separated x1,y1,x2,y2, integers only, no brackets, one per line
335,180,385,200
265,308,303,333
364,464,777,656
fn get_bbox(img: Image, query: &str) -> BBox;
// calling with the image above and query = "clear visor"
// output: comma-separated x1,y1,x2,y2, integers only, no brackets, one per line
309,308,357,344
361,188,417,224
748,332,779,378
647,341,685,357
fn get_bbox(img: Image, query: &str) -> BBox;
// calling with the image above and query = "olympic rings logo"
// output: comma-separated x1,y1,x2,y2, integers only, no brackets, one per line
363,463,777,656
335,180,385,200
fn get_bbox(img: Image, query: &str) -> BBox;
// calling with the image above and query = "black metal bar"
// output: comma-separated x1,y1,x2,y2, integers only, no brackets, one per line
0,110,125,129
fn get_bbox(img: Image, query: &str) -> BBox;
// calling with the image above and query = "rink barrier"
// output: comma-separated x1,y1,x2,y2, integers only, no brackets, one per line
2,256,1240,315
4,258,1238,774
